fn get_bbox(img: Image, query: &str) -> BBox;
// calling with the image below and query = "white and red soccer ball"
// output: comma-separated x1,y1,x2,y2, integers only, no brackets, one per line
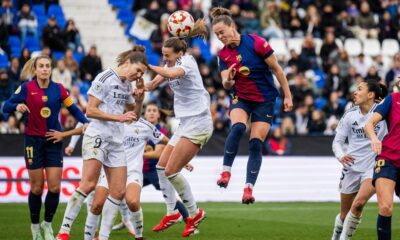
167,10,194,38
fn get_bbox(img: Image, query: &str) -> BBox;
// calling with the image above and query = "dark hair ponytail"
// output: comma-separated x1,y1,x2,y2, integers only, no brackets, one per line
210,7,234,26
365,80,388,101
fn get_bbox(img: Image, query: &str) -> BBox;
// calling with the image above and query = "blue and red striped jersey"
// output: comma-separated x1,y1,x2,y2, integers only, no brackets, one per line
3,79,88,137
143,124,167,173
375,92,400,167
218,34,279,103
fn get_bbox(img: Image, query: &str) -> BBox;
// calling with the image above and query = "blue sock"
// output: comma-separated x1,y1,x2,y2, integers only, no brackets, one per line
246,138,263,186
44,191,60,222
175,200,189,222
223,123,246,167
28,191,42,224
377,214,391,240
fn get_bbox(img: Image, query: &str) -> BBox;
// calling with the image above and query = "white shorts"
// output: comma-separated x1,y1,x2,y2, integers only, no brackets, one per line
169,111,213,148
82,135,126,168
339,168,373,194
97,166,143,189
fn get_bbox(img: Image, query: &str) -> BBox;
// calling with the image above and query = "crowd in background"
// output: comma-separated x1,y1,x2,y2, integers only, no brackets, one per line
0,0,400,156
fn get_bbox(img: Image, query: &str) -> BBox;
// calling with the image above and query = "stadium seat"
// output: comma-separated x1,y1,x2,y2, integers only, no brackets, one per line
287,38,303,55
344,38,362,57
52,51,64,61
32,4,46,17
117,7,134,25
73,52,85,64
24,36,41,52
47,4,64,18
362,39,380,57
381,39,399,57
109,0,128,9
0,53,9,69
314,97,327,110
268,39,288,58
8,36,21,58
193,38,213,63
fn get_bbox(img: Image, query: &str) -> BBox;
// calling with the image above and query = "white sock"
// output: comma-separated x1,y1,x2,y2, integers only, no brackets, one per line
98,196,121,240
84,211,100,240
31,223,40,233
60,190,87,234
130,208,143,238
340,211,361,240
167,172,198,218
156,166,178,215
332,213,344,240
86,191,95,213
223,166,231,172
120,199,131,224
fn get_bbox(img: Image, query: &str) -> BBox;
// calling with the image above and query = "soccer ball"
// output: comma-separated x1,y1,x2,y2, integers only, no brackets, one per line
167,10,194,38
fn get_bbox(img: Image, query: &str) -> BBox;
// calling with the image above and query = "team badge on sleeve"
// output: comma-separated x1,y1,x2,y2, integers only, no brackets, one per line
153,129,161,138
93,83,103,93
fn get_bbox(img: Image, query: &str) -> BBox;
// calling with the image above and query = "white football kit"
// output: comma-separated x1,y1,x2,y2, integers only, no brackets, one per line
332,104,387,194
167,54,213,148
82,68,135,167
97,118,165,188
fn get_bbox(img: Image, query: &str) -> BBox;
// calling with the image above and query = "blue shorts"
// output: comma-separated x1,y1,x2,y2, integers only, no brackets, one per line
143,169,160,190
230,96,275,124
24,135,63,170
372,159,400,197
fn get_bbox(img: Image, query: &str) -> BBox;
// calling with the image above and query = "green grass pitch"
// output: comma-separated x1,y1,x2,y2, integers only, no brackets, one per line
0,202,399,239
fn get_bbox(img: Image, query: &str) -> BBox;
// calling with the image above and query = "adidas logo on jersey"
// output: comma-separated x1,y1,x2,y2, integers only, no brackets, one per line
352,121,358,126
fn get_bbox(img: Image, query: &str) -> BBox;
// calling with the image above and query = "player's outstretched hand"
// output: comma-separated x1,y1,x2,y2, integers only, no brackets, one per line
371,138,382,154
65,146,74,156
227,63,237,81
119,111,137,123
340,155,354,167
184,163,194,172
283,96,293,112
16,103,30,113
45,129,65,143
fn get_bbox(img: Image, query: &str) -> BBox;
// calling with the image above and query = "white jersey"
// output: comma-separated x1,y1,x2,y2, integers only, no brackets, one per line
85,69,135,143
332,104,387,172
123,118,164,172
167,54,210,118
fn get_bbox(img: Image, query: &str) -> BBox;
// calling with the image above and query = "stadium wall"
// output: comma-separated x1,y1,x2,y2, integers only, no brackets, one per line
0,156,384,203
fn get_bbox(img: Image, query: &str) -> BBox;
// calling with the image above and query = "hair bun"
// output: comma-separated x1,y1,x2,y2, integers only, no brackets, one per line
210,7,232,18
132,45,146,53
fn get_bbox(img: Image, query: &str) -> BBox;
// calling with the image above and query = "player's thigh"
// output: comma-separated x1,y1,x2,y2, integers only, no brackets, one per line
24,135,45,170
249,122,271,141
104,165,127,199
157,144,174,168
28,168,45,194
375,178,396,213
91,186,109,214
166,137,199,175
80,159,103,194
230,108,249,125
45,167,63,192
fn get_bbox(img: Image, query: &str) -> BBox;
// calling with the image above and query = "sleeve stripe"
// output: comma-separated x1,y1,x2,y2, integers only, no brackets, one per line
63,96,74,107
264,49,274,59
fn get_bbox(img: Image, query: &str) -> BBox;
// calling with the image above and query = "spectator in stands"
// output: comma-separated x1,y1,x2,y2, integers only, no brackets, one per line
325,91,345,119
353,1,378,39
150,13,170,55
40,46,57,68
64,19,82,52
0,70,14,102
7,57,20,89
190,1,204,20
17,3,38,48
324,64,348,98
237,8,260,35
335,10,355,38
62,48,78,79
165,0,178,14
52,59,72,90
295,103,309,135
260,2,284,39
365,65,382,83
0,113,19,133
19,47,31,66
304,5,322,38
353,53,369,77
287,49,300,70
0,14,11,58
190,45,205,65
320,32,338,72
378,10,397,42
42,15,66,51
143,0,163,25
385,53,400,88
70,85,87,111
79,45,102,82
265,126,292,156
320,3,337,34
307,109,326,135
281,116,296,136
336,48,351,78
284,7,305,38
299,34,318,71
291,73,313,103
0,0,17,33
374,54,387,79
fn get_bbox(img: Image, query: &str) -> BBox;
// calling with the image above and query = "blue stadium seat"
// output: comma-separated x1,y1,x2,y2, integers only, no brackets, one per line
314,97,328,110
52,51,64,61
47,4,64,18
109,0,128,9
73,52,84,64
24,36,41,52
117,8,134,25
32,4,46,17
192,38,213,64
0,54,9,69
8,36,21,58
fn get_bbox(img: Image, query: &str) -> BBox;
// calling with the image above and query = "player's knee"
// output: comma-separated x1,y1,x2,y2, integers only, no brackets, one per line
126,198,140,212
352,199,367,213
379,203,393,216
231,123,246,135
80,181,97,194
164,168,177,177
31,185,44,195
249,138,263,152
109,189,125,200
90,201,104,215
47,182,61,193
